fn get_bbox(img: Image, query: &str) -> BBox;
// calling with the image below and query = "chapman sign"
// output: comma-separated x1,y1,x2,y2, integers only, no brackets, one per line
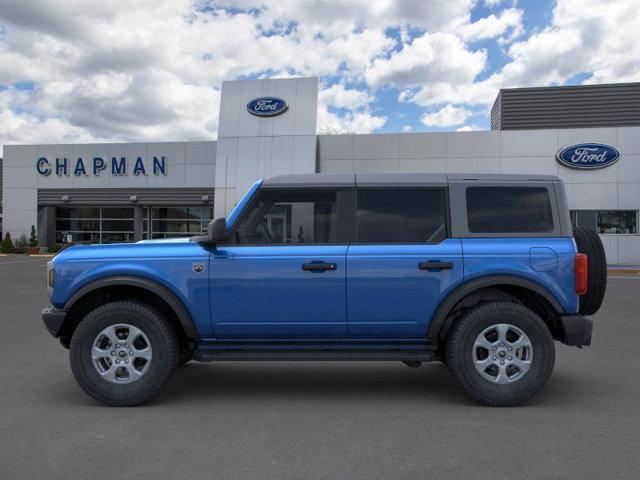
36,156,168,177
246,97,288,117
556,143,620,170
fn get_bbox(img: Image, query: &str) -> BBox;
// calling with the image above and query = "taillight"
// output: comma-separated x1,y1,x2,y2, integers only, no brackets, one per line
575,253,588,295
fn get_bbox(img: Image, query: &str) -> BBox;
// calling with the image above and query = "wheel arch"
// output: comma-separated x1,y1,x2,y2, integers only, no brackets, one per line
427,275,564,347
60,276,197,347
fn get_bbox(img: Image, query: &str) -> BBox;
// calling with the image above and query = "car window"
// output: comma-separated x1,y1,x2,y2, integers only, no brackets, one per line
356,188,447,244
466,186,554,233
234,189,337,244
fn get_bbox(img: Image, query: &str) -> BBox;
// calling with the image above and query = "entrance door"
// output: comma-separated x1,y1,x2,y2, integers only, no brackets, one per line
210,188,349,340
346,188,464,340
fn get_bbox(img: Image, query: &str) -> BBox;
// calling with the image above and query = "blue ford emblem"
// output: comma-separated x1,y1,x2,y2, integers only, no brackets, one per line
556,143,620,170
247,97,288,117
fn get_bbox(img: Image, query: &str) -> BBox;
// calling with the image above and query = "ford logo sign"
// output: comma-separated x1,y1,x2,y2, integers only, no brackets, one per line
556,143,620,170
247,97,288,117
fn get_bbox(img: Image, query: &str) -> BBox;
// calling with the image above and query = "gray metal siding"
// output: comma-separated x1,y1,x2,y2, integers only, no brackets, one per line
492,82,640,130
38,188,215,206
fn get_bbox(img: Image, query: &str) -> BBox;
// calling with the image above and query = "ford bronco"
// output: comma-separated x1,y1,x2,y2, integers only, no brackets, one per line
41,173,606,406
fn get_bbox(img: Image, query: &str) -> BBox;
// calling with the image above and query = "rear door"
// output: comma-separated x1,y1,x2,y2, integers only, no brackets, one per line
210,188,350,340
346,187,464,340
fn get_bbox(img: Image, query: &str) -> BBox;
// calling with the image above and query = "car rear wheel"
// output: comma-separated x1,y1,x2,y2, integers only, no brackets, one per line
573,226,607,315
446,301,555,407
70,301,178,407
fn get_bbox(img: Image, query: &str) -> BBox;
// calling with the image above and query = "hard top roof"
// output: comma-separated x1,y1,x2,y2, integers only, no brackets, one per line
261,173,560,188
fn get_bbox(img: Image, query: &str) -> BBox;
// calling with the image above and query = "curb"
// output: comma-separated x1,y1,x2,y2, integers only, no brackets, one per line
608,269,640,275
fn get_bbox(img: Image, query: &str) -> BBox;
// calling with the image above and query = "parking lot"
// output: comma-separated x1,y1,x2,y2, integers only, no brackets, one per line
1,255,639,479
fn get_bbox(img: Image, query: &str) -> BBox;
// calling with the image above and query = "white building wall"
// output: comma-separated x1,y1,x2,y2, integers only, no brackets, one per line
2,141,216,242
318,126,640,265
214,77,318,218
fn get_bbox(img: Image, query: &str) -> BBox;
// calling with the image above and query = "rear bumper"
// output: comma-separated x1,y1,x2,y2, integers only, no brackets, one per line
41,306,67,337
559,315,593,346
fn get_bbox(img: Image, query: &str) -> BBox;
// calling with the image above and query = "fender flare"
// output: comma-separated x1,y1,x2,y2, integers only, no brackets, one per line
426,275,564,343
64,275,198,340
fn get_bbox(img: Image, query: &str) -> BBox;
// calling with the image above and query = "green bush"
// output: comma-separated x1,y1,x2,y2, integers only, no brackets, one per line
29,225,38,248
13,235,29,254
48,244,63,254
1,233,15,253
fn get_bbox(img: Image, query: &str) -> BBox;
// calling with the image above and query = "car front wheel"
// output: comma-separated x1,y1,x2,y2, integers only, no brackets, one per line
70,301,178,407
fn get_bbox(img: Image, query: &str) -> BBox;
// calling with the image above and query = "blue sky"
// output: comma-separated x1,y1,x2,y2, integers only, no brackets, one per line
0,0,637,150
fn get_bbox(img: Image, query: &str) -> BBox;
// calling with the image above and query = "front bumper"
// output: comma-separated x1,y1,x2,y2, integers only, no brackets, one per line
559,315,593,346
41,306,67,337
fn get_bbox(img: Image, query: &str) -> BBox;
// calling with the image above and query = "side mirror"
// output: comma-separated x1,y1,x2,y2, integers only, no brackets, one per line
208,218,229,244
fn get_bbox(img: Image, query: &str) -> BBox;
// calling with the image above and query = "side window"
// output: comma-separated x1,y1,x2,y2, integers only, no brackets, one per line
466,187,554,233
234,189,337,244
356,188,447,244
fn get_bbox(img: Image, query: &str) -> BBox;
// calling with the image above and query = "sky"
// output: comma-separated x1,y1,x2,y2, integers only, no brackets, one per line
0,0,638,154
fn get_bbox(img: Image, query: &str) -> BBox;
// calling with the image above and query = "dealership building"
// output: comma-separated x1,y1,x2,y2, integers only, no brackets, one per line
1,78,640,264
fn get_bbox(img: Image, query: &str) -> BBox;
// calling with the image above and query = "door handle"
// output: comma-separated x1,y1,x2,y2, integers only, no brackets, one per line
418,261,453,271
302,262,337,271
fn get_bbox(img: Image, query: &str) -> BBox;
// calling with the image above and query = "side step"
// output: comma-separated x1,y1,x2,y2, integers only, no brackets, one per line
193,348,434,362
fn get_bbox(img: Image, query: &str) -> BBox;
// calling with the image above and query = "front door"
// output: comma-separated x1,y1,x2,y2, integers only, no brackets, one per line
346,188,464,340
210,188,349,340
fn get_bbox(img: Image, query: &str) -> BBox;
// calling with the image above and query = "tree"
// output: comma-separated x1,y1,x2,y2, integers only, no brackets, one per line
1,233,15,253
13,235,28,254
29,225,38,248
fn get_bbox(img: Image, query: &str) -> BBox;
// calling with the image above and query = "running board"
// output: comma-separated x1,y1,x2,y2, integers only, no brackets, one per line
193,348,434,362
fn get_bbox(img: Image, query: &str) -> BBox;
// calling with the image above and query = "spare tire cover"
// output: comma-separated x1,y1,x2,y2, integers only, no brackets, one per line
573,226,607,315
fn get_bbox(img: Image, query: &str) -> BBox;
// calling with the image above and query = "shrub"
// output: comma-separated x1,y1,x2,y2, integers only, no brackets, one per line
1,233,15,253
13,235,29,254
29,225,38,248
48,244,63,254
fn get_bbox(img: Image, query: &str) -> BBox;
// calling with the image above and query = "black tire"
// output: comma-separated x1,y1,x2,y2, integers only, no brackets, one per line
446,302,555,407
573,226,607,315
70,301,178,407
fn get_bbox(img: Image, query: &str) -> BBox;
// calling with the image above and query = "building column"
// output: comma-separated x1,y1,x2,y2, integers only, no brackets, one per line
133,206,144,241
37,205,56,248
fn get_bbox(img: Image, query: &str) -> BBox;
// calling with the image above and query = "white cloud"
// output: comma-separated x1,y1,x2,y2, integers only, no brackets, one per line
484,0,507,7
317,106,386,134
319,84,373,110
459,8,523,42
420,105,472,127
456,125,484,131
0,0,638,145
403,0,640,111
366,32,486,88
402,125,413,132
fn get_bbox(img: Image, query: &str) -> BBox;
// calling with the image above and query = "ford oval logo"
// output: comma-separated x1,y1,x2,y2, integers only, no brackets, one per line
556,143,620,170
246,97,288,117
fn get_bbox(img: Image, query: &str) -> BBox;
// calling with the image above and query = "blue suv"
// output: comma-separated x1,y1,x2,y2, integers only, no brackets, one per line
42,173,606,406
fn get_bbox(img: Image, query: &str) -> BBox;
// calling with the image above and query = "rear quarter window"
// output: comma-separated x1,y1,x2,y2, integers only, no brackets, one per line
466,186,554,233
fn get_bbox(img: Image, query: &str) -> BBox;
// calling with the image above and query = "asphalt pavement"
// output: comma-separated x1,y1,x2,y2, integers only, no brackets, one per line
1,255,639,479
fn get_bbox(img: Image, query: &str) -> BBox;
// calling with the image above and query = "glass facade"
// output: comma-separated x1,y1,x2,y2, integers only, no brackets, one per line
145,206,213,239
56,206,213,244
55,207,135,244
570,210,638,234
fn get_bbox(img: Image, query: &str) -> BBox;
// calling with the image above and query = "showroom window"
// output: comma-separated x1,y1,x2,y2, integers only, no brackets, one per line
56,207,135,244
570,210,638,234
146,206,213,239
356,188,446,243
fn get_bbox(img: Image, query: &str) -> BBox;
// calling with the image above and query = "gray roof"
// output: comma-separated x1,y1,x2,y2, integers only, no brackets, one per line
261,172,560,188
